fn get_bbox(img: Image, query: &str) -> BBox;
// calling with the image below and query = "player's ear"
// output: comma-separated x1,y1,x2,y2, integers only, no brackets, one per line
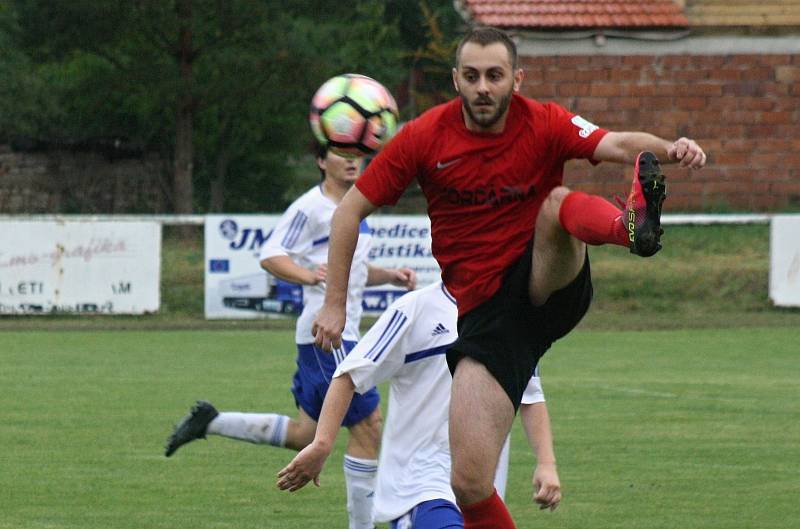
452,67,459,93
513,68,524,92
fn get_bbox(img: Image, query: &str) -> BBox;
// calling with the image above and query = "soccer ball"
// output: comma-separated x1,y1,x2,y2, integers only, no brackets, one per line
309,74,399,158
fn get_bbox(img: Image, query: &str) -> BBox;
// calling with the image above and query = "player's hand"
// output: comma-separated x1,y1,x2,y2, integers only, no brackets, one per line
311,264,328,285
390,267,417,291
277,442,330,492
312,304,345,352
532,462,561,511
668,137,706,169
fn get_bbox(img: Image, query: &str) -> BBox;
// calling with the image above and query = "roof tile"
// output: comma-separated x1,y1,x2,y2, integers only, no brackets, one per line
460,0,689,28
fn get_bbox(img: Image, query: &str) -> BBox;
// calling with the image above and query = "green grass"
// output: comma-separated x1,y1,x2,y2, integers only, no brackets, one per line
2,327,798,528
586,224,788,327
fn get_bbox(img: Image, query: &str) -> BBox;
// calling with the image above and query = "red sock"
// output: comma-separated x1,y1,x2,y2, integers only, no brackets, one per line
558,191,629,247
461,490,516,529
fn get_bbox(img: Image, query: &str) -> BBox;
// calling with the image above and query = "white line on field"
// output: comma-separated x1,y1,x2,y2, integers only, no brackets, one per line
591,384,678,398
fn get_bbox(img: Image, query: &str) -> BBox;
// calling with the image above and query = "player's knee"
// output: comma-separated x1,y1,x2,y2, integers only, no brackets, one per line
362,409,383,442
349,409,383,452
535,186,573,239
451,465,494,506
542,186,571,217
286,418,316,450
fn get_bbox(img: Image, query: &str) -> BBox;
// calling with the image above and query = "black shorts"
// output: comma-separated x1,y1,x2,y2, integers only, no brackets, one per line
446,240,593,411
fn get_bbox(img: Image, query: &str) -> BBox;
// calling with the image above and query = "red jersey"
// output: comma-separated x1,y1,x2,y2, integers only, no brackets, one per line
356,94,608,316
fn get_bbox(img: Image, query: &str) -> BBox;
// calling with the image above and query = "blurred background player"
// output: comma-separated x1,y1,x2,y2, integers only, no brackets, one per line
278,281,560,528
311,27,706,529
165,144,416,529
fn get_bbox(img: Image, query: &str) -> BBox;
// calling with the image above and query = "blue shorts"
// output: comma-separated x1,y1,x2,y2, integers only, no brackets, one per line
291,342,380,427
390,499,463,529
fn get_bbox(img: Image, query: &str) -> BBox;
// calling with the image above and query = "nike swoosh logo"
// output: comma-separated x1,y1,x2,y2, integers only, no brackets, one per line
436,158,461,169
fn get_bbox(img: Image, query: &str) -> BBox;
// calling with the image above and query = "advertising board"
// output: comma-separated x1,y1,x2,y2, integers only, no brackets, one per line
0,221,160,314
769,215,800,307
204,214,439,319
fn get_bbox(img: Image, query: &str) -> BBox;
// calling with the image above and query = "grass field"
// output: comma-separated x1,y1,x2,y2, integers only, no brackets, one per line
2,326,798,529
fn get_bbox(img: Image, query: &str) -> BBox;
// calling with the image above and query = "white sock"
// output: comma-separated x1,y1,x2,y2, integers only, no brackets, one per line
343,454,377,529
206,412,288,447
494,434,511,500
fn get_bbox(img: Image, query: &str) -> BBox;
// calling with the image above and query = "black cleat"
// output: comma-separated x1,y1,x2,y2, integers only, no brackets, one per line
625,151,667,257
165,400,219,457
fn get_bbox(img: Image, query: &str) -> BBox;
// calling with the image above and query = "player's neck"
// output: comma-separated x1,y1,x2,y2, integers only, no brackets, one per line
321,178,350,203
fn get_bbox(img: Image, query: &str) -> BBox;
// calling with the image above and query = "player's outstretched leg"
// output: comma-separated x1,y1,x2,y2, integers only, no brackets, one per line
626,151,667,257
555,151,667,257
165,400,219,457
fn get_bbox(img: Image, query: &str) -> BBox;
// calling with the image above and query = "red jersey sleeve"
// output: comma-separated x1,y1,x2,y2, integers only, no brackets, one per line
546,103,609,163
355,121,419,207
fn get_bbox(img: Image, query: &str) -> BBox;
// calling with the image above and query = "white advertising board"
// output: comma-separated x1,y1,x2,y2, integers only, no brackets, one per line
204,214,440,319
769,215,800,307
0,221,160,314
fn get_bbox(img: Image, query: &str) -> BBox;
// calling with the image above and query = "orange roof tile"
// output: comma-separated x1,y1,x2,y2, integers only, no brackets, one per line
458,0,689,28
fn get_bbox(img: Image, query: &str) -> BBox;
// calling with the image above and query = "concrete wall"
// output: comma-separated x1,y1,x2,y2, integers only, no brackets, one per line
0,145,167,213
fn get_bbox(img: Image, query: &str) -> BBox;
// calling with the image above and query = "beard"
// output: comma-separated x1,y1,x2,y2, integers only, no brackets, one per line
459,87,514,130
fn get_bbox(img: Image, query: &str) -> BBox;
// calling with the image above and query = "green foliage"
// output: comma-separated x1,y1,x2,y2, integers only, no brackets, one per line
386,0,464,116
0,0,410,213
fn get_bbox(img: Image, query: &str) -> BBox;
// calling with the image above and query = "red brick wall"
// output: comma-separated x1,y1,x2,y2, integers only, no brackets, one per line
520,54,800,211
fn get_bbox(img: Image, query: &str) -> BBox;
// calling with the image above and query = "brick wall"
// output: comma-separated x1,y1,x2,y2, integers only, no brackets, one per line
0,145,167,213
520,53,800,211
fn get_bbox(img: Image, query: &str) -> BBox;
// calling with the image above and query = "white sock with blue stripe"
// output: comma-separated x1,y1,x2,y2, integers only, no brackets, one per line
206,412,288,447
343,454,378,529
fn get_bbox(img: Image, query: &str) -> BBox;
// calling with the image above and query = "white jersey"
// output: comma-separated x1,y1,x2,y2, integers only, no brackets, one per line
259,184,371,344
333,282,544,522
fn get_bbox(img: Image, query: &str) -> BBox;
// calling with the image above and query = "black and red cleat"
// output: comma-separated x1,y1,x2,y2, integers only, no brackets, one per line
625,151,667,257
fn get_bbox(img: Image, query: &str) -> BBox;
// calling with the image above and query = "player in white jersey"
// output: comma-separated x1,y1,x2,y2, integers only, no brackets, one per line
277,281,561,528
165,145,416,529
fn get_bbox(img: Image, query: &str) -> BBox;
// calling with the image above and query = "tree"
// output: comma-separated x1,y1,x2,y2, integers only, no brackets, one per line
1,0,404,213
386,0,465,117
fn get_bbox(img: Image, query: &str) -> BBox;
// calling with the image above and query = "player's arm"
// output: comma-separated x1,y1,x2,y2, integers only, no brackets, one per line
259,203,320,284
520,401,561,512
279,295,409,491
260,256,326,286
277,374,356,492
593,131,706,168
518,374,560,511
366,264,417,290
313,186,377,351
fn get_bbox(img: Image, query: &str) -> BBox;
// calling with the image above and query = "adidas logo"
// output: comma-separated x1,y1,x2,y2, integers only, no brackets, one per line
432,323,450,336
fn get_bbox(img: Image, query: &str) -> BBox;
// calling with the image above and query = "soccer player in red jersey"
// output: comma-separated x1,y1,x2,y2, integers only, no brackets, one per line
312,27,706,529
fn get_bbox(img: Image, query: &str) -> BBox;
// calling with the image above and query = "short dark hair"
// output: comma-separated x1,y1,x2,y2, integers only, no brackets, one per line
316,142,329,181
456,27,518,70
